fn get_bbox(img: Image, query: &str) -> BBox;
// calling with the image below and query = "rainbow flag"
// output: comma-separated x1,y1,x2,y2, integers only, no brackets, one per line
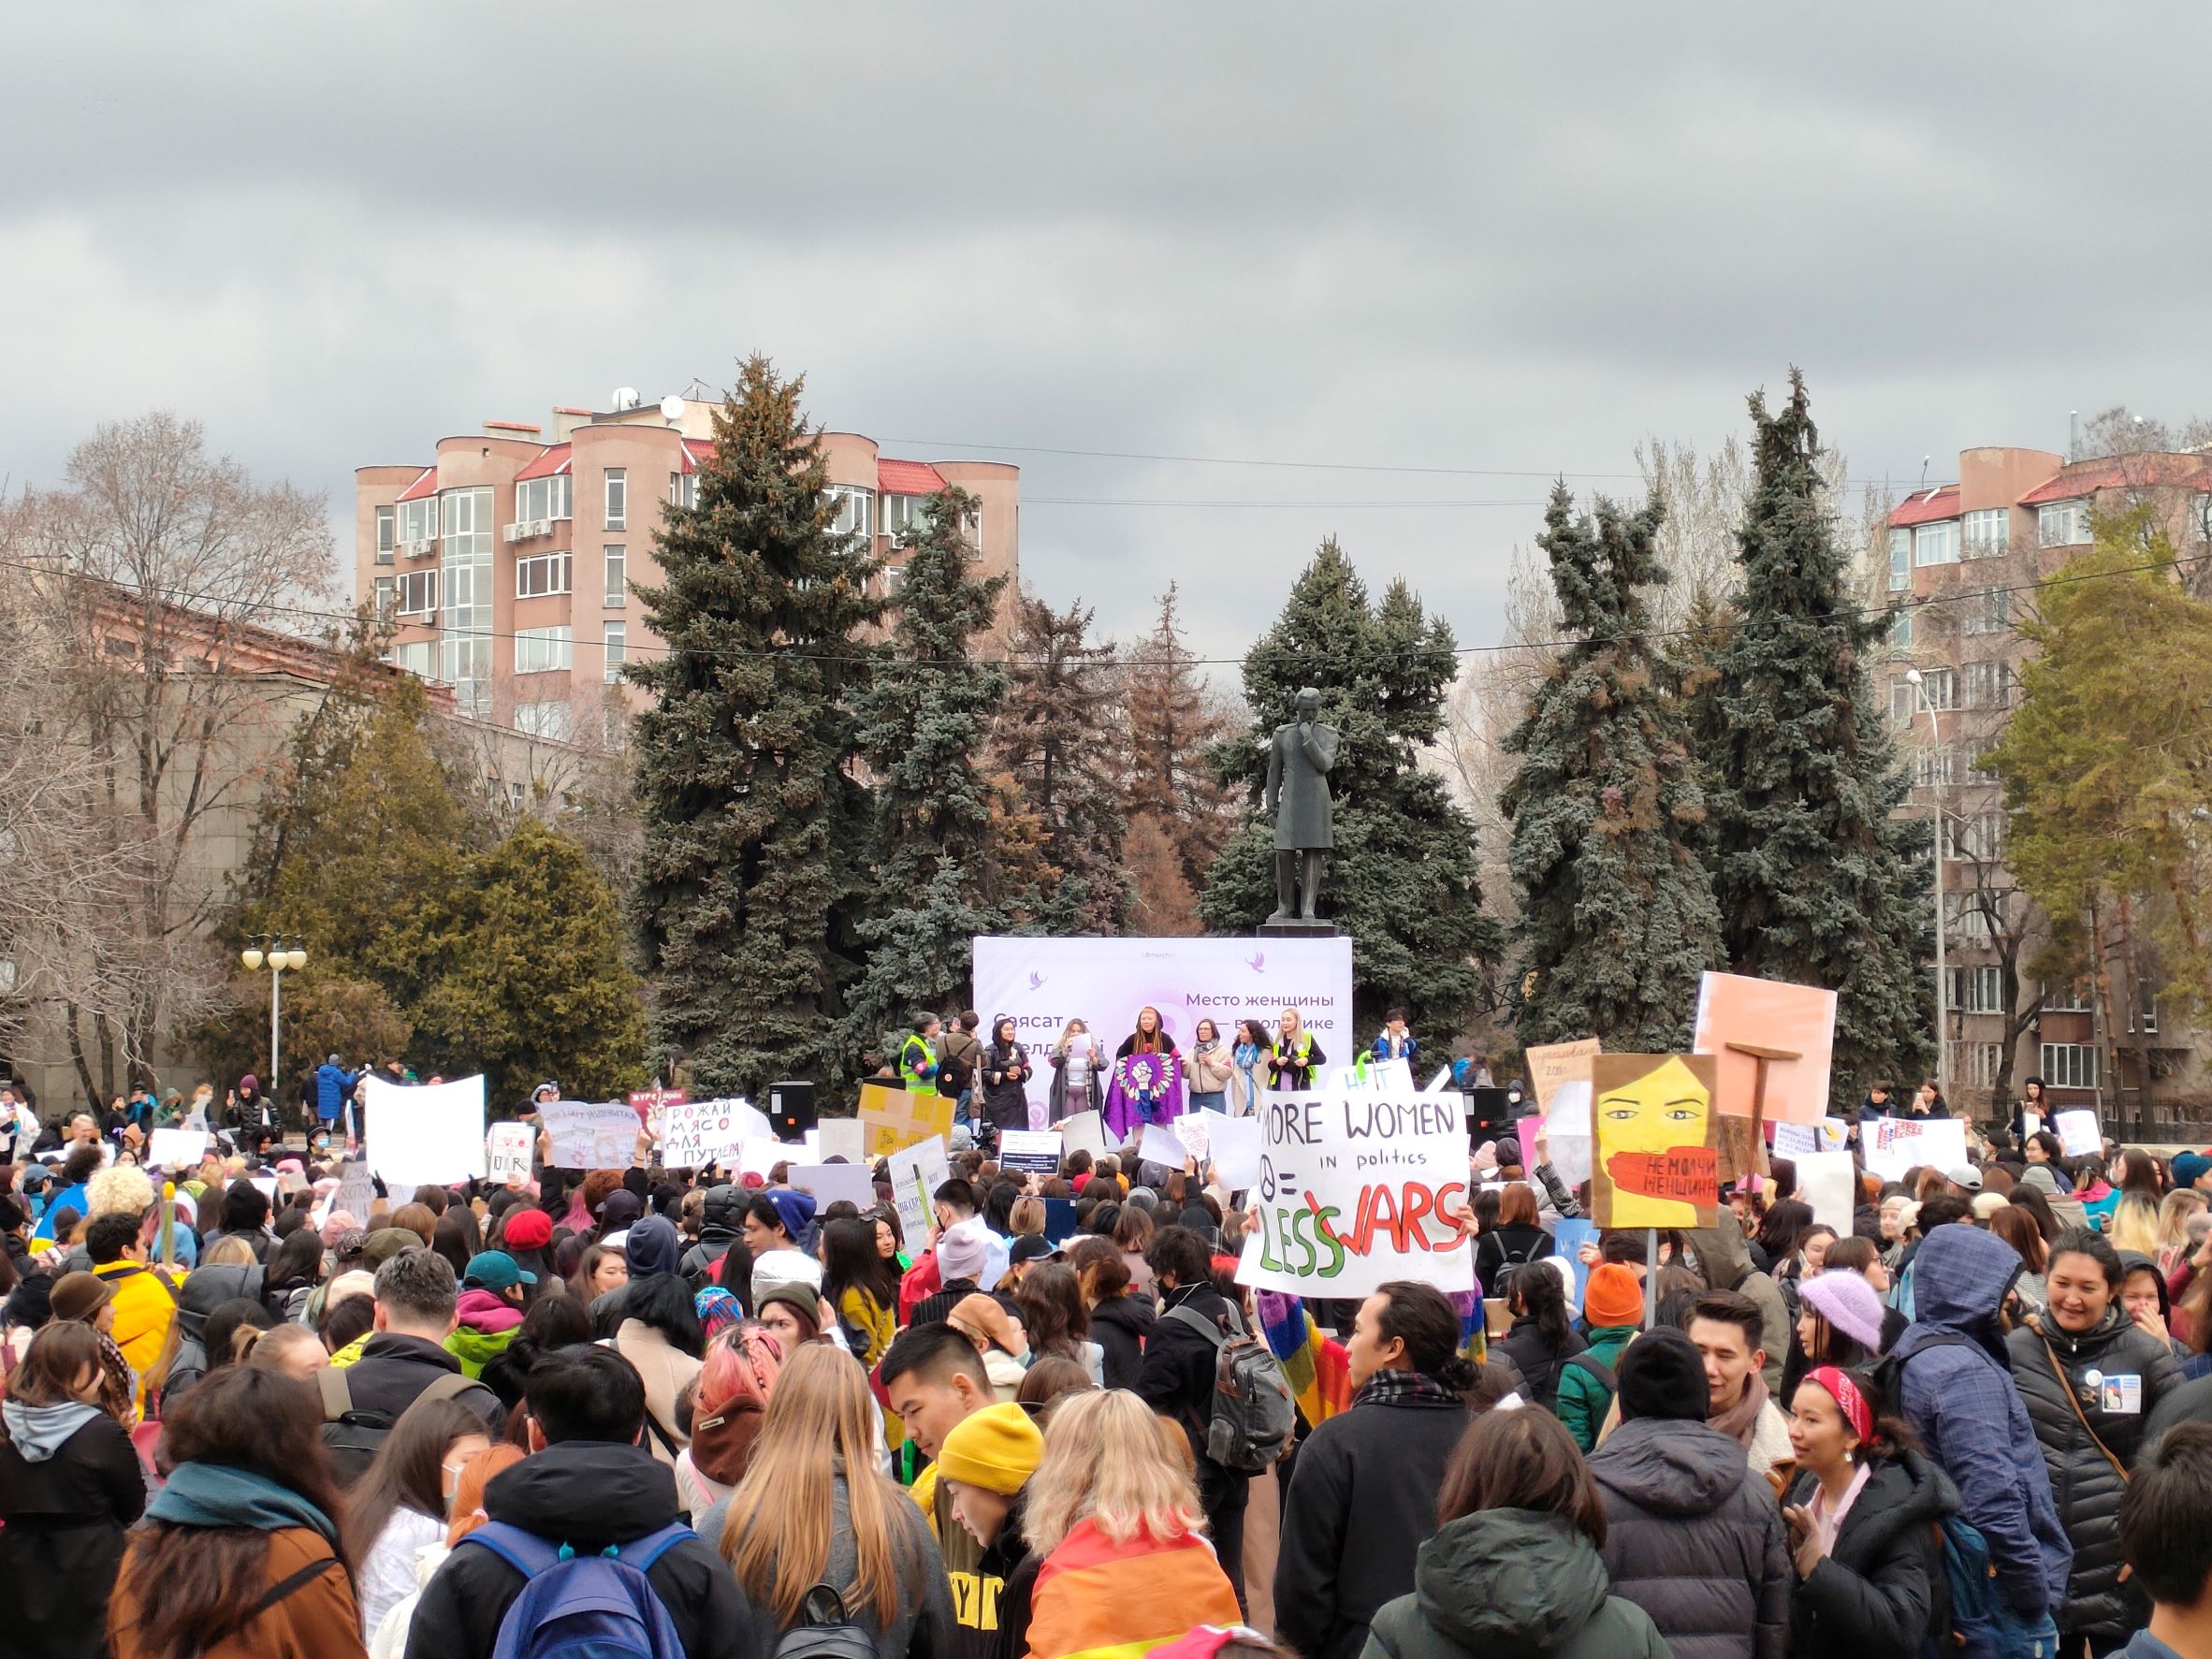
1254,1290,1352,1428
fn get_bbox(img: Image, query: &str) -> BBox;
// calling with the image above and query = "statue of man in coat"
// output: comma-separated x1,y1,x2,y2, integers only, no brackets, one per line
1264,687,1341,923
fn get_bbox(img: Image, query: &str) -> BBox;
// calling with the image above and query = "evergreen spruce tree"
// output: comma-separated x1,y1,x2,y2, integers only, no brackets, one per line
845,488,1009,1052
1123,583,1240,895
629,356,883,1097
1200,540,1495,1033
1699,371,1931,1103
988,591,1130,934
1503,485,1727,1050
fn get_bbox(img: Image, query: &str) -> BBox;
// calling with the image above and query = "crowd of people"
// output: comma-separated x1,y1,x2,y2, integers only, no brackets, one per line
9,1055,2212,1659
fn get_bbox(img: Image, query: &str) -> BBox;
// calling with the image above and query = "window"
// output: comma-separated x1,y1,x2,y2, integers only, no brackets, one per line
1943,889,1998,940
514,626,573,675
829,485,874,542
396,569,438,616
391,640,435,678
2040,1043,2100,1090
1961,588,2012,637
604,622,627,683
1894,669,1956,718
1914,748,1956,788
2038,500,2092,548
1962,509,2010,559
1888,529,1912,592
604,546,626,608
1965,751,2001,786
604,469,626,531
667,471,698,509
1914,520,1959,567
1961,811,2006,859
516,552,572,599
440,488,494,717
1964,659,2011,708
375,505,395,562
398,496,438,546
2132,980,2161,1036
1948,965,2004,1013
373,576,395,620
1950,1041,2002,1089
516,474,572,526
883,493,928,543
1890,609,1913,650
516,701,573,742
2041,979,2093,1013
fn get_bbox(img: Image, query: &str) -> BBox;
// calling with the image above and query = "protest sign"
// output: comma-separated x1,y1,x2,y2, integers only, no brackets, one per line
1590,1055,1721,1230
1369,1057,1416,1094
364,1074,486,1188
790,1162,876,1209
1060,1109,1111,1163
249,1175,279,1203
333,1160,376,1222
539,1099,642,1171
1236,1090,1475,1300
630,1086,684,1129
858,1083,953,1157
1207,1113,1264,1190
1692,971,1837,1126
1329,1064,1372,1096
998,1129,1063,1175
486,1123,534,1183
1798,1150,1857,1234
1138,1122,1192,1171
1526,1039,1602,1114
885,1136,951,1248
2056,1108,2103,1158
147,1128,207,1170
1552,1217,1597,1317
1771,1117,1849,1159
738,1138,784,1180
1041,1197,1080,1245
1860,1116,1969,1181
661,1097,769,1169
1174,1113,1212,1164
817,1117,866,1165
2021,1110,2043,1141
1427,1066,1455,1094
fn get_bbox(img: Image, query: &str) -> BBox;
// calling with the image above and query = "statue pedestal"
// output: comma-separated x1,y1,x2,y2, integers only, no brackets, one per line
1257,918,1340,939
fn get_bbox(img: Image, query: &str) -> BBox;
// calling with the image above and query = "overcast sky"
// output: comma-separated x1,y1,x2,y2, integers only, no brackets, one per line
7,5,2209,670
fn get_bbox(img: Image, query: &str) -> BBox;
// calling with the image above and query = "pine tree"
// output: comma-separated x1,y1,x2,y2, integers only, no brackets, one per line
845,488,1009,1052
1200,539,1496,1034
1126,812,1203,937
629,356,883,1097
1699,371,1931,1104
988,590,1130,935
1123,583,1240,893
1504,485,1727,1050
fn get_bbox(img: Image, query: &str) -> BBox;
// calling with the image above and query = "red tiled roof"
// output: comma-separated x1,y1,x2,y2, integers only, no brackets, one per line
513,443,572,482
2017,454,2212,505
878,458,948,496
395,466,439,502
1888,486,1958,529
678,438,713,474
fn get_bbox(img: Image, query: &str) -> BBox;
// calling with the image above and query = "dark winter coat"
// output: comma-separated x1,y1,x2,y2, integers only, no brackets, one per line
980,1043,1032,1134
0,1408,147,1659
1783,1448,1957,1659
1089,1291,1154,1390
2008,1306,2180,1639
1274,1382,1472,1659
1136,1280,1250,1529
1587,1415,1792,1659
405,1439,750,1659
1363,1508,1669,1659
336,1332,505,1438
1474,1224,1553,1295
160,1260,266,1408
1889,1224,2072,1619
1498,1314,1586,1414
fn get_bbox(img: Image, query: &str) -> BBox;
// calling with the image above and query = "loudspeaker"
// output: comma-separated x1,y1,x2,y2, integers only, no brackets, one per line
768,1080,817,1140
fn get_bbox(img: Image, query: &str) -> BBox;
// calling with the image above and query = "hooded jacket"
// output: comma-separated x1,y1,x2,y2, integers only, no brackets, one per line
1089,1291,1155,1390
444,1289,524,1378
159,1260,265,1407
1586,1415,1791,1659
403,1440,749,1659
1498,1314,1586,1413
2007,1302,2180,1637
1782,1448,1957,1659
0,1403,147,1659
1889,1224,2072,1619
680,1187,745,1292
1362,1508,1669,1659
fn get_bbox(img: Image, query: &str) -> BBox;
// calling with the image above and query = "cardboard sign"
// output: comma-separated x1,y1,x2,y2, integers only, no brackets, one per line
147,1128,208,1170
486,1123,534,1183
1589,1054,1721,1229
1798,1149,1858,1234
1207,1113,1265,1190
789,1162,876,1210
998,1129,1063,1175
1692,971,1838,1125
661,1097,769,1169
1526,1039,1602,1114
1060,1109,1111,1163
885,1136,951,1249
817,1118,867,1165
363,1074,487,1188
1236,1090,1475,1299
1860,1116,1970,1181
2055,1108,2103,1158
858,1083,953,1157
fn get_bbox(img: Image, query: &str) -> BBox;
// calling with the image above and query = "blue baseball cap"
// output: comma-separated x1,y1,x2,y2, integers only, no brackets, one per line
462,1250,536,1292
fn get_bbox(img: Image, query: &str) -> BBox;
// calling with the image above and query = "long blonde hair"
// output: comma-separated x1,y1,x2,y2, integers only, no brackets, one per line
1022,1388,1204,1556
718,1343,908,1625
2157,1188,2205,1249
2112,1194,2163,1258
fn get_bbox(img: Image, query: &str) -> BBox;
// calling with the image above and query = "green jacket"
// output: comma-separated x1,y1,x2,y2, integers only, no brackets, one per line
444,1324,517,1380
1556,1324,1637,1451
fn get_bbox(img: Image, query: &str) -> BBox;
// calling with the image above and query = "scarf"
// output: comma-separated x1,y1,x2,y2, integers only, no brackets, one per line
147,1462,340,1545
95,1332,136,1426
688,1394,766,1487
2,1399,101,1463
1709,1367,1772,1448
1354,1366,1466,1410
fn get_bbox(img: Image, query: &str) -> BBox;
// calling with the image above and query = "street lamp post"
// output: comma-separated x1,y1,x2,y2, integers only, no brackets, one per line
1906,669,1946,1101
240,939,306,1101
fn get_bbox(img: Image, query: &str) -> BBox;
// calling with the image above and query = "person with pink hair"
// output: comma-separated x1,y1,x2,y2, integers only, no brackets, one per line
675,1322,784,1520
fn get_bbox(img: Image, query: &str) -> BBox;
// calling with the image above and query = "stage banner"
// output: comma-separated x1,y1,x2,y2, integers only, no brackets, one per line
971,934,1356,1128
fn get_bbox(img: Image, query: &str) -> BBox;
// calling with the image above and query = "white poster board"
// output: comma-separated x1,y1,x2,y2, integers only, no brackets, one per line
486,1123,534,1183
332,1161,377,1223
1426,1066,1455,1094
2055,1108,2103,1158
1772,1118,1849,1159
817,1118,867,1165
738,1138,785,1180
540,1099,644,1171
147,1128,208,1170
363,1074,486,1189
886,1136,952,1249
1174,1113,1212,1164
1207,1113,1265,1190
660,1097,770,1169
1861,1116,1970,1182
789,1163,877,1210
1798,1150,1858,1234
1060,1109,1111,1164
1545,1079,1594,1191
1369,1056,1416,1094
1237,1090,1475,1299
1138,1123,1193,1171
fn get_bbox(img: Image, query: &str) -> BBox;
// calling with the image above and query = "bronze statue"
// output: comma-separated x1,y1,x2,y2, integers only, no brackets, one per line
1264,687,1340,923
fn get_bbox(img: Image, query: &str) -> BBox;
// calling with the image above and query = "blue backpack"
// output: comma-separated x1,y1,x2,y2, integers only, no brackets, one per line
460,1521,691,1659
1931,1511,2059,1659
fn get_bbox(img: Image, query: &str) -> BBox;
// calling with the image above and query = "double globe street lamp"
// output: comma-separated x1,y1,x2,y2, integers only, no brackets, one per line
240,940,306,1102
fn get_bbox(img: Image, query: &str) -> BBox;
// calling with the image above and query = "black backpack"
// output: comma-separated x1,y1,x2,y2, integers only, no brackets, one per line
774,1586,881,1659
319,1367,480,1486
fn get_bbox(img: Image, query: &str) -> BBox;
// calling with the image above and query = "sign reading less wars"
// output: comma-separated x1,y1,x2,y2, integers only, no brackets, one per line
1236,1091,1475,1299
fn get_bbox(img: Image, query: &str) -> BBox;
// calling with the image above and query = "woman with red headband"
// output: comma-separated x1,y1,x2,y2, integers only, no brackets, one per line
1779,1364,1956,1659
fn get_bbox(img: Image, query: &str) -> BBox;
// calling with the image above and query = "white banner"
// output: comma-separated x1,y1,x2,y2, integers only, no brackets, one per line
363,1074,486,1189
541,1099,645,1171
1861,1115,1969,1181
661,1097,770,1170
1237,1090,1475,1299
970,934,1355,1127
147,1128,208,1170
1208,1114,1265,1189
1798,1149,1858,1233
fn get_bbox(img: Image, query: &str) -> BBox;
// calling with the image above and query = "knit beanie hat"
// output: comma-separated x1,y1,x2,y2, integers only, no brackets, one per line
1615,1327,1709,1422
1798,1269,1885,1351
937,1217,991,1283
1582,1263,1644,1327
937,1402,1044,1494
625,1215,681,1279
766,1188,818,1242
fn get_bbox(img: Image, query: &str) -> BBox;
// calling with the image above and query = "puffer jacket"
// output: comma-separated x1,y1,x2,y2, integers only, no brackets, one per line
1497,1315,1585,1413
2007,1304,2180,1638
1586,1415,1790,1659
1362,1508,1668,1659
1889,1225,2071,1620
1783,1448,1957,1659
1088,1291,1154,1390
158,1261,265,1408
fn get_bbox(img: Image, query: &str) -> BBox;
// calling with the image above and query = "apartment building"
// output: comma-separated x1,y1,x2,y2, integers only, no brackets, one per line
355,393,1020,742
1885,444,2212,1130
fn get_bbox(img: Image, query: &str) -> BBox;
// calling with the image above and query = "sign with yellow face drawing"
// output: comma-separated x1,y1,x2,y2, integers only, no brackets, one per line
1591,1054,1721,1229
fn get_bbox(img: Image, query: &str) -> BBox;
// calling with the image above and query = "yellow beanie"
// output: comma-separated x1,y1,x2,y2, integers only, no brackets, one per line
936,1402,1043,1495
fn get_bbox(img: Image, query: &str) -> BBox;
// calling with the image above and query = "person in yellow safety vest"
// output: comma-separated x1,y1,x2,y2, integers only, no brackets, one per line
900,1011,943,1096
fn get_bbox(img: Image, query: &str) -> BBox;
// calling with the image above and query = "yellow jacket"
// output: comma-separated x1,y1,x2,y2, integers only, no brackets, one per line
92,1260,178,1414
